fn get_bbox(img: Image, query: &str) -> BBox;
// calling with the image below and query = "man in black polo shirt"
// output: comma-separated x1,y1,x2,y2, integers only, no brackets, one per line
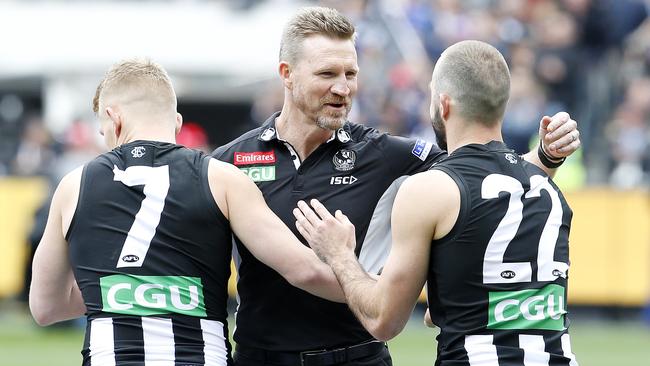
212,7,580,366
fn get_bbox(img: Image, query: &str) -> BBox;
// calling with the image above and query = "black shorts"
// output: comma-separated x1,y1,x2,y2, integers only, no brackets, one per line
233,343,392,366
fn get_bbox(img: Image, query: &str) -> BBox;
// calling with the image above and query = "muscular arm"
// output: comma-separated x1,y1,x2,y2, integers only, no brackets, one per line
29,167,86,326
522,112,580,177
207,159,345,302
295,171,460,340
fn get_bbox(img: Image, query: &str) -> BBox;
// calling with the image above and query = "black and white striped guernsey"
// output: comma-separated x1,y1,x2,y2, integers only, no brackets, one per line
429,141,579,366
67,141,233,366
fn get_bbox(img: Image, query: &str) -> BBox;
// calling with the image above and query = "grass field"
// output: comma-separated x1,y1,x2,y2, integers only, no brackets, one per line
2,304,649,366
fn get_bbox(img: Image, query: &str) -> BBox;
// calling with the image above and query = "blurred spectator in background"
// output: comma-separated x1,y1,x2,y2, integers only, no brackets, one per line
49,119,102,184
503,67,548,154
4,0,650,188
11,117,56,177
606,100,650,188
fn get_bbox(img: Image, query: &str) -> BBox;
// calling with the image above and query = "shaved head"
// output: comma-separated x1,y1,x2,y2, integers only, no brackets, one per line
432,40,510,126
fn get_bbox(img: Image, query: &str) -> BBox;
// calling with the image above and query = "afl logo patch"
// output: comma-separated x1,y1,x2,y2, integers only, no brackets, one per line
122,254,140,263
131,146,146,158
333,149,356,171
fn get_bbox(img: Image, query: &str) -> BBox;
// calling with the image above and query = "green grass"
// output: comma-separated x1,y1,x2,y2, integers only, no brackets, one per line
2,304,649,366
0,306,83,366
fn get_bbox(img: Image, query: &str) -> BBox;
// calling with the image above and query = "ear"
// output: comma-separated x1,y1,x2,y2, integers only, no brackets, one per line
106,106,122,138
439,94,451,121
278,61,292,89
175,113,183,135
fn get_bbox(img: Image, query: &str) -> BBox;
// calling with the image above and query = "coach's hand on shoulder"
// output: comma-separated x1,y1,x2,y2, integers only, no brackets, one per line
293,199,356,264
539,111,581,159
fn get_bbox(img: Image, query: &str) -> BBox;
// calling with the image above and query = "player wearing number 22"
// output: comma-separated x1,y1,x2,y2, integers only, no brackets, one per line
28,59,344,366
295,41,579,366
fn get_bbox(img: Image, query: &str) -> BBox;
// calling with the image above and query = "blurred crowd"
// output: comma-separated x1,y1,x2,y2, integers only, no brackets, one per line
2,0,650,189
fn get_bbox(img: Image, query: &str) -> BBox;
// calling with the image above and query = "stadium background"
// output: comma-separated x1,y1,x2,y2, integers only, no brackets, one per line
0,0,649,364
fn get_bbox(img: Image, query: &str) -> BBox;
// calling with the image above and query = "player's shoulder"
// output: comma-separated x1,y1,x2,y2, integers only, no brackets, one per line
51,164,84,210
399,170,459,210
212,126,266,159
404,169,458,194
396,169,461,227
58,165,84,189
207,157,248,183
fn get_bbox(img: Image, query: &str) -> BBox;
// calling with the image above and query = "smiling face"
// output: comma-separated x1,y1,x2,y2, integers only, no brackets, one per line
289,34,358,130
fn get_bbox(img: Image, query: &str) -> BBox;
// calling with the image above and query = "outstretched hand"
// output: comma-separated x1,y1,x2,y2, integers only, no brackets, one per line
539,112,580,159
293,199,356,264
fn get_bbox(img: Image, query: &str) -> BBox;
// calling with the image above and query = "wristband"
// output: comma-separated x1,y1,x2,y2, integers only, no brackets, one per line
537,140,565,169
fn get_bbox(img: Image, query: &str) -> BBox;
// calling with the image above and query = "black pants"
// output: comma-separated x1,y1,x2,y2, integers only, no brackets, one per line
233,345,392,366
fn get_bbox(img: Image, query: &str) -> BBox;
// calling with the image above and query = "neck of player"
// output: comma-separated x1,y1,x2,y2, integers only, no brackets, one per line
118,123,177,147
445,117,503,154
275,110,334,161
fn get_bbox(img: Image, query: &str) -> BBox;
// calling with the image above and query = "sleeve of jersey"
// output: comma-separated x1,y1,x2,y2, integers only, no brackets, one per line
378,134,447,176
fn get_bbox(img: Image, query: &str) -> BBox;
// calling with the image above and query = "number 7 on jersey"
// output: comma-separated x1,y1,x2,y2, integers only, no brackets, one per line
113,165,170,268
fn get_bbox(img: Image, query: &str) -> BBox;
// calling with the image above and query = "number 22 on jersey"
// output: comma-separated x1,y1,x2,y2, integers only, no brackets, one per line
112,165,170,268
481,174,568,284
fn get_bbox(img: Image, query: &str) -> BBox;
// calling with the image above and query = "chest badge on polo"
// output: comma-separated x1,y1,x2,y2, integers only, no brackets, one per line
333,149,356,171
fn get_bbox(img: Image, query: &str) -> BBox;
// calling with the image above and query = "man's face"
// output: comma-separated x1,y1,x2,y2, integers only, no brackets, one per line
290,35,358,130
430,88,448,151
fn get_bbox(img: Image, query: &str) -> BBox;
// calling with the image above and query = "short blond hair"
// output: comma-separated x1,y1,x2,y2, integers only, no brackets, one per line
93,58,176,117
279,7,356,64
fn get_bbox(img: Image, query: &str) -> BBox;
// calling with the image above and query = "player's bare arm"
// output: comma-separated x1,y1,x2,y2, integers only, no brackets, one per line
29,167,87,325
522,111,580,177
294,170,460,340
207,158,345,302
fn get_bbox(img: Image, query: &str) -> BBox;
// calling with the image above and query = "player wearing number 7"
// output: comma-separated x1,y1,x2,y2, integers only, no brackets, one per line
294,40,579,366
29,59,345,366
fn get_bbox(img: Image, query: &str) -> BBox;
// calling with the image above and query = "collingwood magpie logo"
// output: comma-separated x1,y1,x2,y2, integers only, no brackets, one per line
131,146,146,158
505,153,517,164
333,149,356,171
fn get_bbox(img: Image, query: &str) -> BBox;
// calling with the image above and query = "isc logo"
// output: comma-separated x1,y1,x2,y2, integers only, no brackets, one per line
100,274,206,317
330,176,357,185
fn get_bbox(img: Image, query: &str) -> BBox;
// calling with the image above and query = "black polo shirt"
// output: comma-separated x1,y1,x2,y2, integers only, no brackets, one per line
212,112,445,351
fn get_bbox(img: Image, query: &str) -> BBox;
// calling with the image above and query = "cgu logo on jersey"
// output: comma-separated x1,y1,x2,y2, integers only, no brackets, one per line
239,166,276,182
100,274,207,317
487,284,566,331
